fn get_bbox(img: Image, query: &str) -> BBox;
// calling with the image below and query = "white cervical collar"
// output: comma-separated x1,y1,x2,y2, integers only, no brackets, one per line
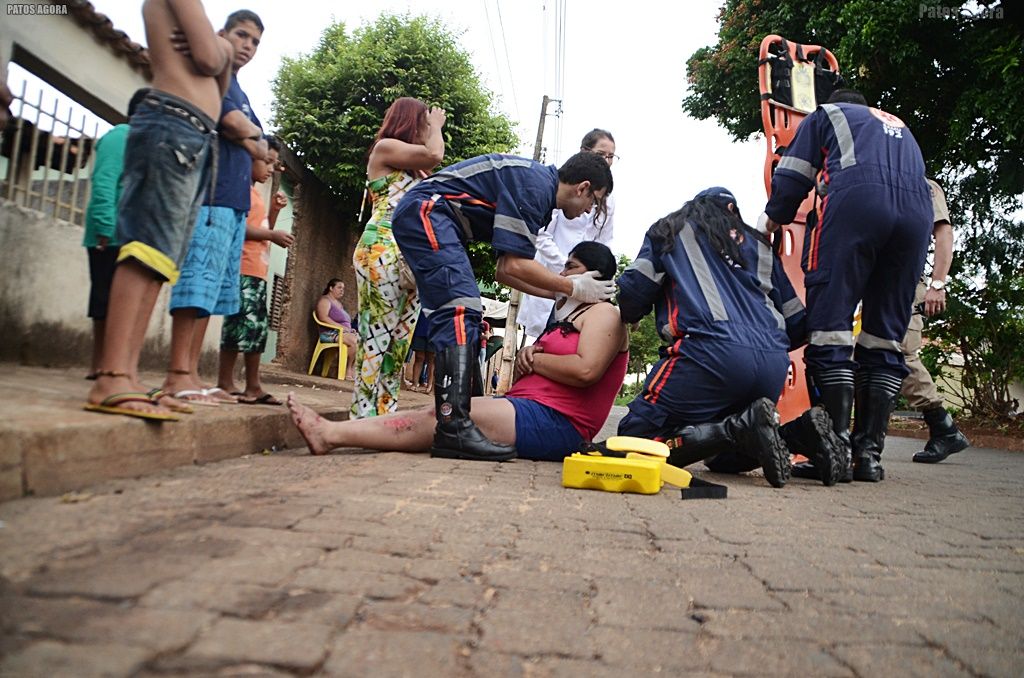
553,296,588,322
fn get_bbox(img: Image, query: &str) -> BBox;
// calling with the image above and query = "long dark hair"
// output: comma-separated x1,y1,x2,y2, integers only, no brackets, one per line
568,241,616,281
322,278,343,295
649,197,768,266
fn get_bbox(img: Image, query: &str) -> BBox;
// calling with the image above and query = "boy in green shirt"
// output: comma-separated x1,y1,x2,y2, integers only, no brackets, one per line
82,92,145,379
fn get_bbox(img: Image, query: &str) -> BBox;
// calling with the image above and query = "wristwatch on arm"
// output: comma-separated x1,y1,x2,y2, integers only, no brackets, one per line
929,279,946,291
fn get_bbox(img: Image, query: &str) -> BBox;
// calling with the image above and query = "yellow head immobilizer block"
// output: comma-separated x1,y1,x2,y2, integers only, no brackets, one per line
561,436,693,495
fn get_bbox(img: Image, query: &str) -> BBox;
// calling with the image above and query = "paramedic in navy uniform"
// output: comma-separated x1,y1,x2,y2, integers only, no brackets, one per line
391,152,615,463
615,187,846,489
763,89,932,482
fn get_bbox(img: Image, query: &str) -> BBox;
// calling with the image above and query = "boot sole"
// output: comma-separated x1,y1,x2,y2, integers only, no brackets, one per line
750,399,791,489
430,447,516,462
805,408,845,487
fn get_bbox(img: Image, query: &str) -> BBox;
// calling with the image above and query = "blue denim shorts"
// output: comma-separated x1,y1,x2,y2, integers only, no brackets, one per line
503,396,586,461
115,89,216,284
170,206,246,316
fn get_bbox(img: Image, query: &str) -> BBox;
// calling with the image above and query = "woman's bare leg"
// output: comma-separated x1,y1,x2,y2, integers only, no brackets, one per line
465,396,516,444
343,333,358,379
289,393,435,454
424,353,435,391
287,393,517,455
409,351,425,389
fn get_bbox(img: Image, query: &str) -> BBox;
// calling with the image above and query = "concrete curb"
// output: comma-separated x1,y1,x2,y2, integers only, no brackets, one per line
0,363,433,500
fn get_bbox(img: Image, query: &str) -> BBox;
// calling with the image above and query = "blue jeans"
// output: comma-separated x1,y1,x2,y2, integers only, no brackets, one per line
115,89,217,284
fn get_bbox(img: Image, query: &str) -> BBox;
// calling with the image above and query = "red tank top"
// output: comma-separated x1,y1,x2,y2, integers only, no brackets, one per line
506,315,628,440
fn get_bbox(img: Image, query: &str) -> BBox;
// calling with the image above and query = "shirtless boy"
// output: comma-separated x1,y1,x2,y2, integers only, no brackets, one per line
85,0,234,420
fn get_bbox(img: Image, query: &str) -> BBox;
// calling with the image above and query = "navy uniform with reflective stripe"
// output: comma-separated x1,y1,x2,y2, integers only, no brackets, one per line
391,154,558,353
765,102,932,378
616,222,805,436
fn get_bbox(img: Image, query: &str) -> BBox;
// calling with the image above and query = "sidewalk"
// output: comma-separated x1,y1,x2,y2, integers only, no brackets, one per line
0,376,1021,675
0,362,433,500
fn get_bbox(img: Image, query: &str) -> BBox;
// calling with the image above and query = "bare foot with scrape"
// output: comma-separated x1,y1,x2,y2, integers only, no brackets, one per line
287,393,333,455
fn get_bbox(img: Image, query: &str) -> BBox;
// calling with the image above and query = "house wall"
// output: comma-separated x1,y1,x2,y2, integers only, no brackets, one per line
269,160,359,374
0,7,148,124
0,199,224,370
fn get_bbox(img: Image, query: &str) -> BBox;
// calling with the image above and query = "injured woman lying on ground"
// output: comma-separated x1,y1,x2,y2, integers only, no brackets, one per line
287,242,629,461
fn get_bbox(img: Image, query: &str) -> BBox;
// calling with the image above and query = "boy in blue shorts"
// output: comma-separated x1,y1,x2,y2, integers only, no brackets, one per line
162,9,268,404
85,0,233,421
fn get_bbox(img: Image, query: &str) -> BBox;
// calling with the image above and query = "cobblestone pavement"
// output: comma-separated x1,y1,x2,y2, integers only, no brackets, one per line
0,422,1021,677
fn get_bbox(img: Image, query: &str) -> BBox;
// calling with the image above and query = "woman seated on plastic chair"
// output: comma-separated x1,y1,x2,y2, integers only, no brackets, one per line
315,278,358,379
288,242,629,460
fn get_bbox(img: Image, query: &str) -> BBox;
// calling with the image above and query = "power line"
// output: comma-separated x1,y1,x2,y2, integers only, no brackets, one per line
552,0,567,162
480,0,506,110
494,0,521,121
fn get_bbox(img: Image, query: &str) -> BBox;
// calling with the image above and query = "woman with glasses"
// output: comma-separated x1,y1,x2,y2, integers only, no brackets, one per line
519,129,618,339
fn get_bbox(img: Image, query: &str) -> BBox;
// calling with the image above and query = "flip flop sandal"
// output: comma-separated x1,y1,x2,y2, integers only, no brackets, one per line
173,389,220,406
84,393,180,422
238,393,284,406
147,388,195,414
203,387,238,403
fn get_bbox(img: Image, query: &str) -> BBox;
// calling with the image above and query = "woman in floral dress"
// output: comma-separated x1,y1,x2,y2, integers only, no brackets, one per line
351,98,446,417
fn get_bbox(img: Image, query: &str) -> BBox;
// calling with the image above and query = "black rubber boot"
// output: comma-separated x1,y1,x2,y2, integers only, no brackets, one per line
430,344,516,462
778,407,845,486
850,370,902,482
912,407,970,463
791,368,855,483
665,398,790,488
667,422,760,473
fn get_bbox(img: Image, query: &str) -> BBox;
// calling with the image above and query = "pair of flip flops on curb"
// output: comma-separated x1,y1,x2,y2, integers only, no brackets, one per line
176,388,281,406
173,387,237,406
83,388,192,422
229,391,284,406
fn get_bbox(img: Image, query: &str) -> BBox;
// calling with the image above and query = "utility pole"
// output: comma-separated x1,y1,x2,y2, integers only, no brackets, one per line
496,95,553,393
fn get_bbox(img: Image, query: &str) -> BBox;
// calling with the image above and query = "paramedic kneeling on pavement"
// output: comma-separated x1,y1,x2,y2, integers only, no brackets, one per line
391,152,615,463
763,89,932,482
615,187,844,489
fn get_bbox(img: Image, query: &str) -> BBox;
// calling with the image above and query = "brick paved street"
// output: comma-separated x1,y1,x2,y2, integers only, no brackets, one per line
1,424,1022,677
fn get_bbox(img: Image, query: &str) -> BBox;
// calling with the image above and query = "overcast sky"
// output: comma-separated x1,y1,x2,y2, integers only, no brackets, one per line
79,1,770,259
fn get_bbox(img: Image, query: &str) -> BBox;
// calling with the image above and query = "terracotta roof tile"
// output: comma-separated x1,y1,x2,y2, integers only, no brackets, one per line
66,0,152,77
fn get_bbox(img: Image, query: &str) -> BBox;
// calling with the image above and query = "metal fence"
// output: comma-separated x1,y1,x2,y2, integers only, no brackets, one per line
1,79,101,226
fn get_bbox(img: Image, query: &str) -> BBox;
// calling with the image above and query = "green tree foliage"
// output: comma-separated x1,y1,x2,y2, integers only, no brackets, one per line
923,276,1024,418
684,0,1023,417
272,14,518,283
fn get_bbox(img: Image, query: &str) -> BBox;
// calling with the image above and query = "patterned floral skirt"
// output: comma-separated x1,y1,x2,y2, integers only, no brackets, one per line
350,222,419,418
